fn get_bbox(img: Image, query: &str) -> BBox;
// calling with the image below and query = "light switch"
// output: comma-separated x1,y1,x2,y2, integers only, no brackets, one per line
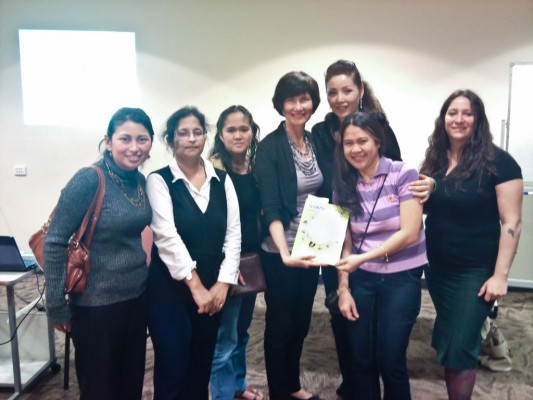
14,165,27,176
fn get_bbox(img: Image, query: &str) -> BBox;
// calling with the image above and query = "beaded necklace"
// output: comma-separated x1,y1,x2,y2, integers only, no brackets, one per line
288,137,311,158
287,135,317,176
104,160,146,208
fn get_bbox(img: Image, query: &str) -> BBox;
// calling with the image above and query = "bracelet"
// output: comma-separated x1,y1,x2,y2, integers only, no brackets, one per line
337,287,349,296
431,177,437,192
379,244,389,263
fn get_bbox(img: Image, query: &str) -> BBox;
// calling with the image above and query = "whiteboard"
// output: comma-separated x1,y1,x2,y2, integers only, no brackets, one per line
506,62,533,185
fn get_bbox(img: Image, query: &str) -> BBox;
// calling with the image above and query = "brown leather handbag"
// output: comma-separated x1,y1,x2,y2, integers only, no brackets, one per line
230,252,267,298
29,166,105,294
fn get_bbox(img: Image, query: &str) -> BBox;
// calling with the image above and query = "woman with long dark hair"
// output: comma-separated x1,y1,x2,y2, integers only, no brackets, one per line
421,90,522,399
209,105,264,400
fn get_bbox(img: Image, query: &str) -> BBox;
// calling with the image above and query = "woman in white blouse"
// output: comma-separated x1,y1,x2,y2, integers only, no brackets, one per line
146,106,241,400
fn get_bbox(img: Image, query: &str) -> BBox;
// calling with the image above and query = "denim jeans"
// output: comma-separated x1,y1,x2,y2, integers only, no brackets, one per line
211,296,241,400
235,294,257,392
211,294,258,400
346,266,423,400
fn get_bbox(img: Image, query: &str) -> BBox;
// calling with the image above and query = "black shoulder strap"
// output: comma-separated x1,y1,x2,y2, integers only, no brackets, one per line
355,168,391,254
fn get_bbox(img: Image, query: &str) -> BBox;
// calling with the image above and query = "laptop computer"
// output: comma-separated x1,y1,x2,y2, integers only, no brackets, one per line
0,236,35,272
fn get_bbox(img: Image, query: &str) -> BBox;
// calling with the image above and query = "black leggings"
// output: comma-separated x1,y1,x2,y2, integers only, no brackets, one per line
322,265,354,396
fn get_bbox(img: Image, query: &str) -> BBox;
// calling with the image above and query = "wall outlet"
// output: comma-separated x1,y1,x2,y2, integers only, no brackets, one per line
13,165,27,176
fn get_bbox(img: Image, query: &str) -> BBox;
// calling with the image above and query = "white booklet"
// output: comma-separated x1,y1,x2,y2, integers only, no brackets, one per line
291,195,350,265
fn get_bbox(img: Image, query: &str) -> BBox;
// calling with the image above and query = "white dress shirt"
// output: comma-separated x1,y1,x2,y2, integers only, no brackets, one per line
146,157,241,285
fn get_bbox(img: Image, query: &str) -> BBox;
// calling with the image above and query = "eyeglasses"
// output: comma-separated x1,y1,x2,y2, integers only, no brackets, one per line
175,129,206,139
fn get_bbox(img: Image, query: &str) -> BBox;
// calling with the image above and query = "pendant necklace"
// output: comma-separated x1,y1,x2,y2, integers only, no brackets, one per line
104,160,146,208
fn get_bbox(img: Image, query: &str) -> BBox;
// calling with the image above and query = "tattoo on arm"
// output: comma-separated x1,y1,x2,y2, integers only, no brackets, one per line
507,228,515,239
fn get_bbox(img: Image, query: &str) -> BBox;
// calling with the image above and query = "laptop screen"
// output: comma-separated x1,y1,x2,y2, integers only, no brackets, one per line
0,236,32,272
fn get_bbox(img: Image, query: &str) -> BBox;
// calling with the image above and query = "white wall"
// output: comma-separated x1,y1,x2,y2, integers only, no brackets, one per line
1,0,533,280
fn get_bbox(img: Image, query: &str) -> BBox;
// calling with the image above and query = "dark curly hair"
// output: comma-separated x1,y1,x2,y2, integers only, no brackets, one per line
209,105,260,172
420,89,496,190
161,106,207,151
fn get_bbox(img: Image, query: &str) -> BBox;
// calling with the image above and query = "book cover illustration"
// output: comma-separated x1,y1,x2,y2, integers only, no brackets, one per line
291,195,350,265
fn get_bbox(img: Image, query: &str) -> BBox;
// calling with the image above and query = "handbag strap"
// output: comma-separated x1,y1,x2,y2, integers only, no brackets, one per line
71,166,106,247
355,172,389,254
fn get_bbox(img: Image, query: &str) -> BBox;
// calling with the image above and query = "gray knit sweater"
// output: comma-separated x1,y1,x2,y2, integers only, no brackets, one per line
44,154,152,324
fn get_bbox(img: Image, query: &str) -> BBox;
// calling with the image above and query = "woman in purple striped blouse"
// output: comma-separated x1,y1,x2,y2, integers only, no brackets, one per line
333,111,428,400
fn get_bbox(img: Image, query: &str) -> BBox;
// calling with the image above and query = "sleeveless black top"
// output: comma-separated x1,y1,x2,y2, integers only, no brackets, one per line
226,170,260,253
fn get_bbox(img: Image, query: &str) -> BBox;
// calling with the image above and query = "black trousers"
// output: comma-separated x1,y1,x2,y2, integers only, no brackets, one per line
322,266,354,397
261,250,319,400
148,298,222,400
70,293,148,400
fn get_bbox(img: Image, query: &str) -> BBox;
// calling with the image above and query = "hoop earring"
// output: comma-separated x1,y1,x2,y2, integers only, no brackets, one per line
359,98,363,111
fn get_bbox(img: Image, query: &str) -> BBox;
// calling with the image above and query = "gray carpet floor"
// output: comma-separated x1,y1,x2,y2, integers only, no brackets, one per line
1,272,532,399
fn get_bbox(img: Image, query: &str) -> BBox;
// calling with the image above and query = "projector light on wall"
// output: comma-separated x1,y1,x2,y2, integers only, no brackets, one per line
18,29,139,127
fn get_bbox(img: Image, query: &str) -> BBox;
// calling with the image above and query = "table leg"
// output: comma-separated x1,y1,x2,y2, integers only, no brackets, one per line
7,285,22,398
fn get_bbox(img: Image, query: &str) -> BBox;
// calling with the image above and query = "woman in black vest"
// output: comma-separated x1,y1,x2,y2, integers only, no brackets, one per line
146,106,241,400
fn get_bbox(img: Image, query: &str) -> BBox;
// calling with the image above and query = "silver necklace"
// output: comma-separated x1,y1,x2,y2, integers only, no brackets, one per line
288,137,311,158
284,123,317,176
288,137,317,176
